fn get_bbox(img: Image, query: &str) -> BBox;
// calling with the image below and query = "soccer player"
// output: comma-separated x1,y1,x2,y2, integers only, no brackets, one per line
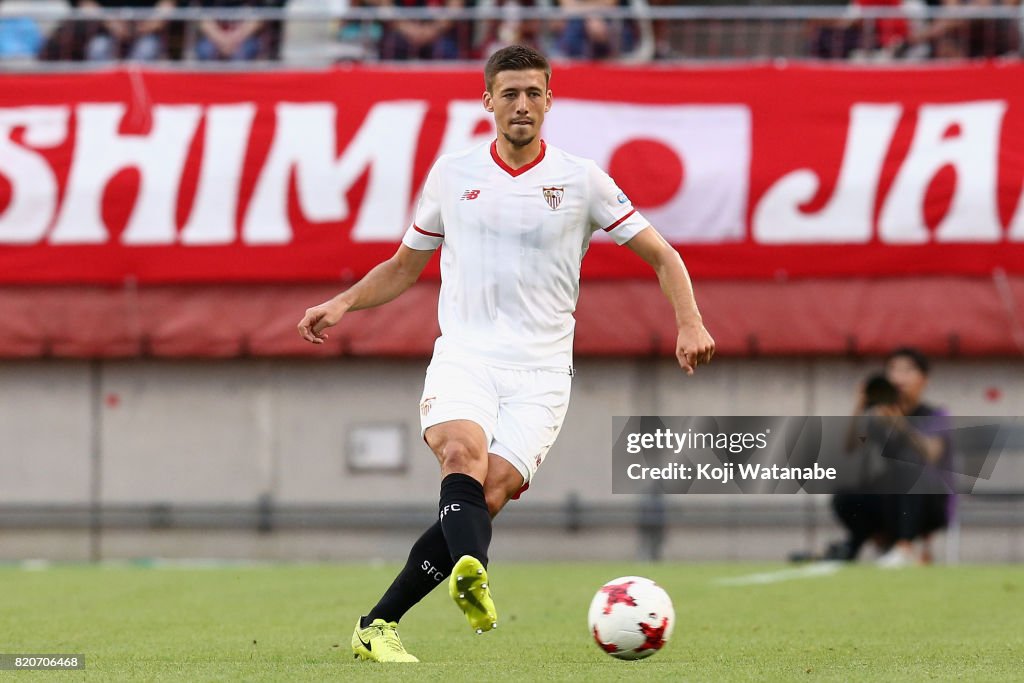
297,45,715,663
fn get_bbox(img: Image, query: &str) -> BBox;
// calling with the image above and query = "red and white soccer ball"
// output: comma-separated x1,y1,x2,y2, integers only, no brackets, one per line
588,576,675,660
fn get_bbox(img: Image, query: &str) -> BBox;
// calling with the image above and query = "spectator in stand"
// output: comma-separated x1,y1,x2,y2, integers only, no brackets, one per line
79,0,176,61
191,0,285,61
0,0,43,61
648,0,675,59
905,0,1020,58
336,0,386,60
478,0,543,57
555,0,636,59
380,0,471,60
810,0,910,59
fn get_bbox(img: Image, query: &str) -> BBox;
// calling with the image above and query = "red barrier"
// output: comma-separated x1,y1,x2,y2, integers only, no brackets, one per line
1,277,1022,358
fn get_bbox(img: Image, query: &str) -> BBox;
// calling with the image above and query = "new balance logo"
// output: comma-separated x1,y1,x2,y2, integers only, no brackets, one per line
460,189,481,201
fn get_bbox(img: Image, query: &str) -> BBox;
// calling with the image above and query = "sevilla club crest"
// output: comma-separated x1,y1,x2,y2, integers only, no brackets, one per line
543,186,564,210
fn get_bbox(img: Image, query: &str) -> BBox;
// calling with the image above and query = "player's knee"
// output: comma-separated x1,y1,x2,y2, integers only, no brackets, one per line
439,440,484,473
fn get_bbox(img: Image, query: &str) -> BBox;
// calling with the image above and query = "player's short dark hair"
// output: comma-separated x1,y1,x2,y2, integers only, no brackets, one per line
886,346,930,375
484,45,551,93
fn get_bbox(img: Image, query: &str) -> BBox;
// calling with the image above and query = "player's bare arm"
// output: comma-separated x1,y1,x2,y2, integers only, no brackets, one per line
297,244,434,344
625,226,715,375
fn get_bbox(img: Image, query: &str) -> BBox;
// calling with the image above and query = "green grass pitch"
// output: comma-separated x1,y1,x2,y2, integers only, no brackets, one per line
2,562,1021,681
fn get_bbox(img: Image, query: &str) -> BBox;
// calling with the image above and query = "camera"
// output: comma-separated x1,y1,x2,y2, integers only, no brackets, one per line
863,373,899,409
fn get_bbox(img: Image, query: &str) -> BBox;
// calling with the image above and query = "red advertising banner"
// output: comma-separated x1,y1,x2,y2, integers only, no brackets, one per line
1,64,1023,283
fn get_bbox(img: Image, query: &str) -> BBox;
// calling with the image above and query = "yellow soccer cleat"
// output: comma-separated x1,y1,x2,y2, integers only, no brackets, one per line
351,618,419,663
449,555,498,634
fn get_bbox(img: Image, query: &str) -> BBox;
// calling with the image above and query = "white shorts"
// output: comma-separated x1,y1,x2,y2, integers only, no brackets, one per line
418,354,572,485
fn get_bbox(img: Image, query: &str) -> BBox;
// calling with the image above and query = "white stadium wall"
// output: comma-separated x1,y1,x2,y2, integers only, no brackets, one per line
1,357,1022,562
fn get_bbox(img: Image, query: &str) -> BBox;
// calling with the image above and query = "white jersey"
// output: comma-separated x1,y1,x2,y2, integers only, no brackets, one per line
402,140,649,370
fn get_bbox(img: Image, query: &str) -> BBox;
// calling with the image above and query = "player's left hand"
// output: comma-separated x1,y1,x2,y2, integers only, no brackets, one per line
676,322,715,376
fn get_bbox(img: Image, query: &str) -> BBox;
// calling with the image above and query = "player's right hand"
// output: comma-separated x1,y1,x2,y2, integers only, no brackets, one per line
297,300,347,344
675,322,715,376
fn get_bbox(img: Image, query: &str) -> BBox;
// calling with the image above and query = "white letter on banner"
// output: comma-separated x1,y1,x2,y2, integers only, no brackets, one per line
50,104,202,244
879,101,1006,243
180,104,257,245
0,107,69,244
437,101,495,157
244,101,427,244
754,104,901,243
1010,192,1024,241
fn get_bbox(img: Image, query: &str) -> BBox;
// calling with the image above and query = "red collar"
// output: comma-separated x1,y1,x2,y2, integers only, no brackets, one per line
490,139,547,177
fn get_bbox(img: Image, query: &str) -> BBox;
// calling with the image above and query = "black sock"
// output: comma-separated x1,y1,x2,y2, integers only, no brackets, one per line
364,520,453,626
438,472,492,567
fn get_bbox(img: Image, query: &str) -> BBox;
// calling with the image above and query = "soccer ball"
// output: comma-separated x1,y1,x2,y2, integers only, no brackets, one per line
588,576,675,660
